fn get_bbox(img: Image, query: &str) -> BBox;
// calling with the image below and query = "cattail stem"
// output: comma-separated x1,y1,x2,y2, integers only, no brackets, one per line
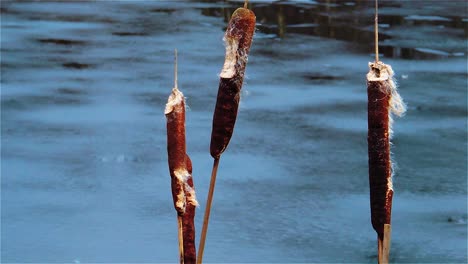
196,158,220,264
174,49,178,89
177,215,184,264
377,224,392,264
374,0,379,62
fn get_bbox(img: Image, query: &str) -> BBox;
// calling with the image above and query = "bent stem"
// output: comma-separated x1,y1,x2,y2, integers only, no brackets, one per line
196,158,220,264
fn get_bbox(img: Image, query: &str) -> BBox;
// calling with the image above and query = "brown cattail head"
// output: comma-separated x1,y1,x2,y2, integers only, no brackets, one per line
166,88,186,173
367,61,406,238
210,7,256,159
219,7,256,80
166,88,189,214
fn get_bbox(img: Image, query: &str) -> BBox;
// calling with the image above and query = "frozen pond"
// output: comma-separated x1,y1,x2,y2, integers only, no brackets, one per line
1,0,467,262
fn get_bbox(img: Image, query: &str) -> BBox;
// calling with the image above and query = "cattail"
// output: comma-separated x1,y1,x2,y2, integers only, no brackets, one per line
209,2,256,159
197,1,255,263
367,1,406,263
166,86,189,214
165,50,198,264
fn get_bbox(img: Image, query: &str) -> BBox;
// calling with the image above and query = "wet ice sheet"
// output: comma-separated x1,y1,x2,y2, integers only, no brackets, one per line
2,0,467,263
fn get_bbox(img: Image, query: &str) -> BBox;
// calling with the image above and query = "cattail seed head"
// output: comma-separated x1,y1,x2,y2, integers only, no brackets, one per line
210,7,256,159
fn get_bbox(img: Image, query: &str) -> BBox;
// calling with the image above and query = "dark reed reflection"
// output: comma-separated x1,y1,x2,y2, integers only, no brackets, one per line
199,0,467,59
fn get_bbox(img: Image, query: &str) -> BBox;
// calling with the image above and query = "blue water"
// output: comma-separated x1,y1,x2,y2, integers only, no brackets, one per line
2,0,467,262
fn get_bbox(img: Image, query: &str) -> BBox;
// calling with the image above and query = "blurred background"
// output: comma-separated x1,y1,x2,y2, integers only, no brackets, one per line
1,0,467,262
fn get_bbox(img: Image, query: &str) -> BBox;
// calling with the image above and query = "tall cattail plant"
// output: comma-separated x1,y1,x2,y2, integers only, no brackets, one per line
367,1,406,263
165,50,198,264
197,1,256,263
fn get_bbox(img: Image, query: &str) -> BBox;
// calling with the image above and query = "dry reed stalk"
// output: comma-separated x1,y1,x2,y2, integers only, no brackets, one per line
197,1,255,263
166,50,198,264
367,1,406,263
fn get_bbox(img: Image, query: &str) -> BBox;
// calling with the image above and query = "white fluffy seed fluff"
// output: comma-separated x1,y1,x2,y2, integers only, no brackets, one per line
174,169,199,208
387,179,394,192
220,36,239,78
173,169,187,212
164,87,184,115
184,182,199,207
367,61,407,192
175,191,186,213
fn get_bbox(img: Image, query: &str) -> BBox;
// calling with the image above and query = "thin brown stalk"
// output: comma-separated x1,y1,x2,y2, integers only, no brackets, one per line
177,215,184,264
375,0,379,62
175,49,178,89
196,158,220,264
